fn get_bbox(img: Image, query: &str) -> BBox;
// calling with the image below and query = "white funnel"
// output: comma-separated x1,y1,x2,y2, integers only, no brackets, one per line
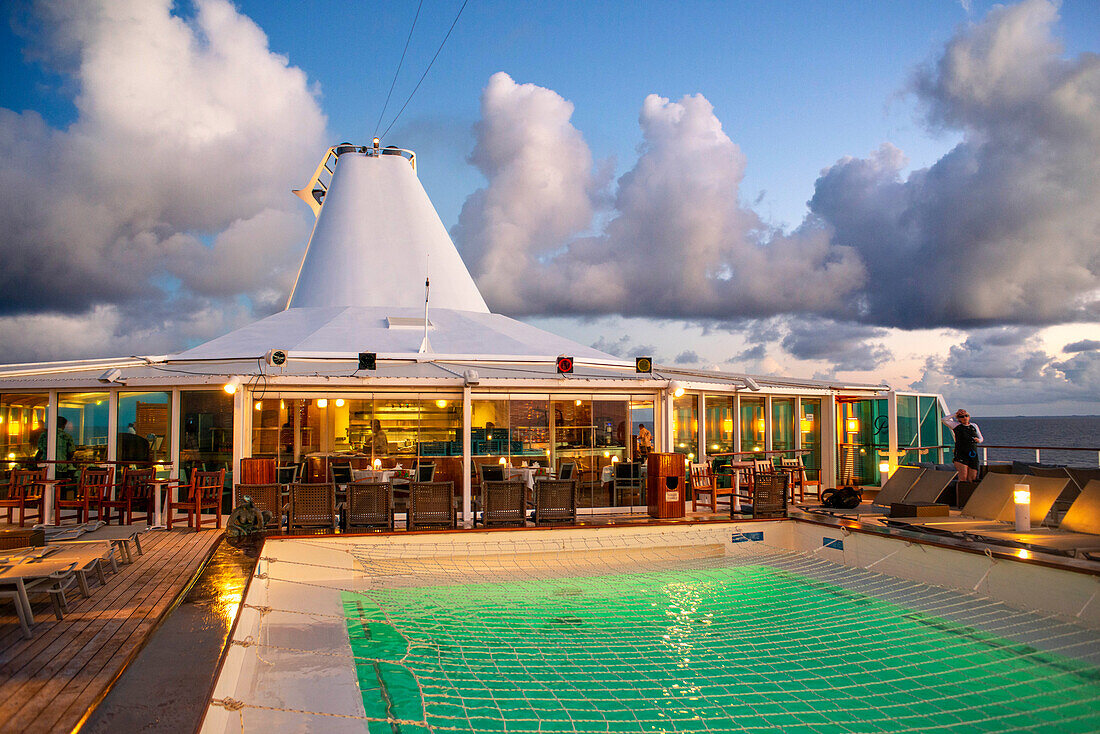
287,147,489,313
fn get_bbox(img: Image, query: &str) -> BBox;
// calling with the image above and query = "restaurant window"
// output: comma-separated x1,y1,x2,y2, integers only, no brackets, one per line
118,391,171,473
553,398,598,508
180,390,233,483
898,395,920,465
1,393,47,469
672,394,698,462
593,399,629,508
705,395,735,456
740,397,765,457
59,392,110,465
918,396,946,464
772,398,795,457
800,399,821,481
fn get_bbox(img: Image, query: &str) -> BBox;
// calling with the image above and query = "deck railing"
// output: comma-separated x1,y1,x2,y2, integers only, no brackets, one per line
980,445,1100,467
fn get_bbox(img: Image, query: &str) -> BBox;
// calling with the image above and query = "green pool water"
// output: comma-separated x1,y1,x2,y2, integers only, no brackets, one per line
341,563,1100,733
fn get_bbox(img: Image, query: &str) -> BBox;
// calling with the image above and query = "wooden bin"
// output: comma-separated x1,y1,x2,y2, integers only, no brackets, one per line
647,453,686,519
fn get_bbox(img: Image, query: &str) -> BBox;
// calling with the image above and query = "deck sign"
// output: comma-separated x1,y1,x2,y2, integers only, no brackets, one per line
556,356,573,374
822,537,845,550
731,531,765,543
635,357,653,373
358,352,377,370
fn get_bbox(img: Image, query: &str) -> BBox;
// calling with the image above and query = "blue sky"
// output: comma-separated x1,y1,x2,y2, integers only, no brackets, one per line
1,0,1098,415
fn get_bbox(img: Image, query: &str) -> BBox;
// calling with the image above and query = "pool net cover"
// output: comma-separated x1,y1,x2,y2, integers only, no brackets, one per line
212,532,1100,733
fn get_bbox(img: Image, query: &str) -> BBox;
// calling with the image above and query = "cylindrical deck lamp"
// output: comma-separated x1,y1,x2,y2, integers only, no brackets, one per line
1014,484,1031,532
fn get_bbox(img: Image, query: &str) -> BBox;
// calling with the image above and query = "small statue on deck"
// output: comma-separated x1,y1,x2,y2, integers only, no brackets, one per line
226,496,272,538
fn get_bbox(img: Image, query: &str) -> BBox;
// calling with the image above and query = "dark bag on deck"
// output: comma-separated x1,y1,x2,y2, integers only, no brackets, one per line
821,486,863,509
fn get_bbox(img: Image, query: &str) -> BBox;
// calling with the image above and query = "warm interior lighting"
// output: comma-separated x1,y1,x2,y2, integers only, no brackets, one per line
335,399,345,407
254,401,262,411
722,418,733,433
688,452,695,461
603,451,610,458
373,459,381,469
6,452,14,460
436,399,447,408
879,461,890,474
575,399,582,406
317,398,328,408
846,417,860,434
280,400,285,409
611,456,620,463
498,457,507,465
754,417,765,437
223,376,242,394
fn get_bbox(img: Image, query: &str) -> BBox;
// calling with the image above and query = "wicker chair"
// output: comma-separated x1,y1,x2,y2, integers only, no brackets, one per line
101,466,155,525
480,480,527,527
287,482,336,532
407,481,455,531
346,480,394,531
750,472,788,518
166,468,225,531
0,468,45,527
56,466,114,525
534,479,576,525
234,483,283,530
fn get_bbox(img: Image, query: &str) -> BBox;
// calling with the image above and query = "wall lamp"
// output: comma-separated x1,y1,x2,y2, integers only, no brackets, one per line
463,369,480,387
742,377,761,391
669,380,686,398
223,376,242,394
97,368,123,384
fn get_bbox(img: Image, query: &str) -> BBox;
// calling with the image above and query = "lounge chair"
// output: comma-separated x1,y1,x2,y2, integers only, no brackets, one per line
963,479,1100,558
534,479,576,525
407,481,455,531
479,480,527,527
345,480,393,532
885,474,1068,536
805,465,925,518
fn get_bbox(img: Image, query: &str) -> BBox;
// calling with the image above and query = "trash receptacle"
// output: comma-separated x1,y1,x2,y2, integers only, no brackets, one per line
647,453,686,519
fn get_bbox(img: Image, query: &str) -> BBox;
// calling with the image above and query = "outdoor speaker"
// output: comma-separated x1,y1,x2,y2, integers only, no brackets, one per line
358,352,377,370
635,356,652,373
265,349,287,366
556,356,574,374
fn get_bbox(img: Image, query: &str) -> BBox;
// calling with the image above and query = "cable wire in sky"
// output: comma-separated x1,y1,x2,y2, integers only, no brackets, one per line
373,0,424,139
380,0,470,140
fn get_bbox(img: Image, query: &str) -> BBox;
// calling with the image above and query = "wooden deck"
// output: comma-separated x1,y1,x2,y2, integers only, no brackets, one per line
0,528,221,734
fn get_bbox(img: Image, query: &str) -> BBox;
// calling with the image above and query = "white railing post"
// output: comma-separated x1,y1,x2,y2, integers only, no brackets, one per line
982,446,987,464
1035,448,1040,463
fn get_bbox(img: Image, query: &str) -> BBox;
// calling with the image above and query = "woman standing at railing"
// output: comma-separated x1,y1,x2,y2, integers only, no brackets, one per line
943,408,983,481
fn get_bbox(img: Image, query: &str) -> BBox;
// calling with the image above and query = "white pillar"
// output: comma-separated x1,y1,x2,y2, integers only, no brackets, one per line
886,390,899,487
462,387,472,527
822,394,837,490
232,387,247,492
733,393,742,456
697,393,707,463
764,395,773,453
107,391,119,466
170,389,181,481
46,390,58,481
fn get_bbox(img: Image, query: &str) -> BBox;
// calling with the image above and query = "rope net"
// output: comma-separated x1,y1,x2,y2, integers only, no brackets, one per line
215,531,1100,733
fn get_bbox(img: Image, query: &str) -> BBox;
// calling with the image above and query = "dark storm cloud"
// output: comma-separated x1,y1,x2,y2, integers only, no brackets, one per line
811,0,1100,329
674,350,701,365
1064,339,1100,353
728,344,767,362
781,319,893,372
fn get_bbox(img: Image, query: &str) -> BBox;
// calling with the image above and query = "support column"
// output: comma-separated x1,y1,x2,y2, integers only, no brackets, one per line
232,387,247,492
46,391,58,481
462,386,472,528
697,393,707,464
733,393,741,456
885,390,899,486
170,389,181,481
822,394,837,490
764,395,773,453
107,391,119,467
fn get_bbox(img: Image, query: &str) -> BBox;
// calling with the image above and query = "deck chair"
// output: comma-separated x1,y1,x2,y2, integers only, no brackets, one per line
780,456,820,502
100,466,155,525
480,480,527,527
612,462,644,507
286,482,336,532
805,465,924,518
1067,468,1100,494
885,473,1029,533
345,480,393,532
407,481,455,531
918,475,1071,536
690,463,727,512
963,479,1100,558
0,468,45,527
165,468,225,531
534,479,576,525
56,466,114,525
234,483,283,529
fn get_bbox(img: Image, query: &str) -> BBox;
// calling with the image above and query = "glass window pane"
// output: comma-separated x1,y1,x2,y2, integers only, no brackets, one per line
705,395,735,455
672,395,698,461
594,399,629,507
118,391,171,470
59,392,109,467
800,399,821,480
740,397,765,457
1,393,48,469
554,399,596,508
630,399,654,464
771,398,795,456
180,390,234,480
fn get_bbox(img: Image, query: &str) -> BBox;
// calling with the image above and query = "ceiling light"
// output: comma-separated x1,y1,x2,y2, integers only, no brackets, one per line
317,398,328,408
223,376,242,394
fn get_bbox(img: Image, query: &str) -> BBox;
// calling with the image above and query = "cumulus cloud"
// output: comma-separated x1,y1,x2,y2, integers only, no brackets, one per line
674,350,701,365
781,318,893,372
0,0,325,360
455,75,865,320
810,0,1100,329
728,344,767,363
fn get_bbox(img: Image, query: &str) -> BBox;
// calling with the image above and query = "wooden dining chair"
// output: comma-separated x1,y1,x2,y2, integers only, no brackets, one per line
166,468,225,531
56,466,114,525
101,466,155,525
690,463,729,513
779,457,818,503
0,468,46,527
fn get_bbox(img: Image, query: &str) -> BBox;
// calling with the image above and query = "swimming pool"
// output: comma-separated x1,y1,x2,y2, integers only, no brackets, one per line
204,524,1100,733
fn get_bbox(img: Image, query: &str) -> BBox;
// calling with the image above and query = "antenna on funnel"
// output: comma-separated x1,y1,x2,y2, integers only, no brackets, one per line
419,254,432,353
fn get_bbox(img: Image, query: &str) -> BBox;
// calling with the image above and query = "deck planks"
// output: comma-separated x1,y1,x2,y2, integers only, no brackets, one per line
0,528,220,734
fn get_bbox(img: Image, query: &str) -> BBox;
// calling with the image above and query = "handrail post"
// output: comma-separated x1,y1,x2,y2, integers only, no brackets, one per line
1035,448,1040,463
982,446,987,464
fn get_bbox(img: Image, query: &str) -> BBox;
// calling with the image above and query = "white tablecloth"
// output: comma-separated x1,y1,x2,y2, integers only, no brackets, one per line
505,467,545,489
352,469,399,482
